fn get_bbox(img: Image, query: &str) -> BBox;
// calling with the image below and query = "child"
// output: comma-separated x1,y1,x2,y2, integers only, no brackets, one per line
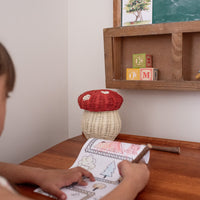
0,42,149,200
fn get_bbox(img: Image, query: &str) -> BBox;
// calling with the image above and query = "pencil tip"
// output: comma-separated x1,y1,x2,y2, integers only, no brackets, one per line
147,143,152,149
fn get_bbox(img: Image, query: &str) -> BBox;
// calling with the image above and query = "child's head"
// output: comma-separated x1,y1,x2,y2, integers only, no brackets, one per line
0,42,15,135
0,43,15,97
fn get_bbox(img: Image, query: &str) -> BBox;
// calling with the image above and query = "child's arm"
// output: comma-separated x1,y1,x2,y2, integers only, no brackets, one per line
0,162,95,200
0,186,33,200
101,160,149,200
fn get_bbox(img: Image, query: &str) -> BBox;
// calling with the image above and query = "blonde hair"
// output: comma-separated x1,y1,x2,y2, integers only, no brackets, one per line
0,43,15,96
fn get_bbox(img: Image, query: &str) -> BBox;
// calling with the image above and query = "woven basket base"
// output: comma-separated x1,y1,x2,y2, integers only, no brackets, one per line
81,110,121,140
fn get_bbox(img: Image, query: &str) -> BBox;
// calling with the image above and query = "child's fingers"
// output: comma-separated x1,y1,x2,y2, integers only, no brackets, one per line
77,178,88,186
117,160,131,176
45,185,66,200
138,160,146,164
79,168,95,181
138,160,149,167
118,160,131,169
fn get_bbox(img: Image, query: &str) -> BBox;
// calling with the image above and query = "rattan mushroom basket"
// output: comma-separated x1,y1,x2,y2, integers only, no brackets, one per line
78,89,123,140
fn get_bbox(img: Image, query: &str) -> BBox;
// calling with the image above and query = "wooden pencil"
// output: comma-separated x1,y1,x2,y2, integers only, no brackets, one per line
148,144,180,154
132,144,151,163
118,144,150,183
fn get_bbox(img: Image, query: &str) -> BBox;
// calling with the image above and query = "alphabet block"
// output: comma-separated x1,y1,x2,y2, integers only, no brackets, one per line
140,68,158,80
126,68,140,80
133,53,152,68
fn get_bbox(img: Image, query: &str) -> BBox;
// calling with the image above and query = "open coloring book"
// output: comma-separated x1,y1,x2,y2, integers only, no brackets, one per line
35,138,150,200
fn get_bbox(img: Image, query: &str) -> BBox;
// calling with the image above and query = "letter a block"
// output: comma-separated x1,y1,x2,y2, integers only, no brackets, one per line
126,68,140,80
140,68,158,80
133,53,152,68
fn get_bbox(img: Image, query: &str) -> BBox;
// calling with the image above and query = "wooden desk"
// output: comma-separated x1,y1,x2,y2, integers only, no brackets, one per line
16,134,200,200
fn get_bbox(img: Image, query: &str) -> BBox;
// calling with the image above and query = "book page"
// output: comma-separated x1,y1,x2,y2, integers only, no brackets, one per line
35,138,150,200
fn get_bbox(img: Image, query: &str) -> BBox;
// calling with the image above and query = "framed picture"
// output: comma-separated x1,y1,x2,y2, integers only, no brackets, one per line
121,0,152,26
113,0,200,27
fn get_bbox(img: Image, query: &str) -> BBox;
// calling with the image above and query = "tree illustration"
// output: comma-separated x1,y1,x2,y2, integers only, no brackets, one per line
125,0,151,22
100,161,116,178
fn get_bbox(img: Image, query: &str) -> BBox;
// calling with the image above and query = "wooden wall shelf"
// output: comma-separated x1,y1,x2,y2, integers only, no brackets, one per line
103,20,200,91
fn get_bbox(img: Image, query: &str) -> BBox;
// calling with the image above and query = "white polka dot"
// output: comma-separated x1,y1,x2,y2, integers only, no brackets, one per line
101,91,109,94
83,94,91,101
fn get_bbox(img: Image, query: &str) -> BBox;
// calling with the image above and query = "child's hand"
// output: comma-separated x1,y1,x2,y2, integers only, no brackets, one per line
37,167,95,200
118,160,149,193
100,161,149,200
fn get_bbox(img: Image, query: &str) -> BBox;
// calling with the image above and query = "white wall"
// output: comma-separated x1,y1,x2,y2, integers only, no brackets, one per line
68,0,200,143
119,90,200,142
0,0,68,163
68,0,113,136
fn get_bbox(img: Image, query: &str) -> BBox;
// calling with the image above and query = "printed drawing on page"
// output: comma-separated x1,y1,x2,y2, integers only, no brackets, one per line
35,138,150,200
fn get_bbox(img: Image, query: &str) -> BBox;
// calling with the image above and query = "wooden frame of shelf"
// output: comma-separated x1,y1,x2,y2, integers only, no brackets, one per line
104,20,200,91
113,0,121,27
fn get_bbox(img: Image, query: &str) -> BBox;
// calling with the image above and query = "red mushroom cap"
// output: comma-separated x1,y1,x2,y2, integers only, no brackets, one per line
78,89,123,112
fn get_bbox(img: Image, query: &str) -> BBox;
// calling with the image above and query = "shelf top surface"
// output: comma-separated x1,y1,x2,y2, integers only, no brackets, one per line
104,20,200,37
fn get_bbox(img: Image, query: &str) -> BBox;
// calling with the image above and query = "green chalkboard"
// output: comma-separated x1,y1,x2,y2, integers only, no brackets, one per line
153,0,200,24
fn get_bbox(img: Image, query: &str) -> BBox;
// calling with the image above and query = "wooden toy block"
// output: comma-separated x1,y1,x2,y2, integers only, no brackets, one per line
195,70,200,80
133,53,152,68
140,68,158,80
126,68,140,80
